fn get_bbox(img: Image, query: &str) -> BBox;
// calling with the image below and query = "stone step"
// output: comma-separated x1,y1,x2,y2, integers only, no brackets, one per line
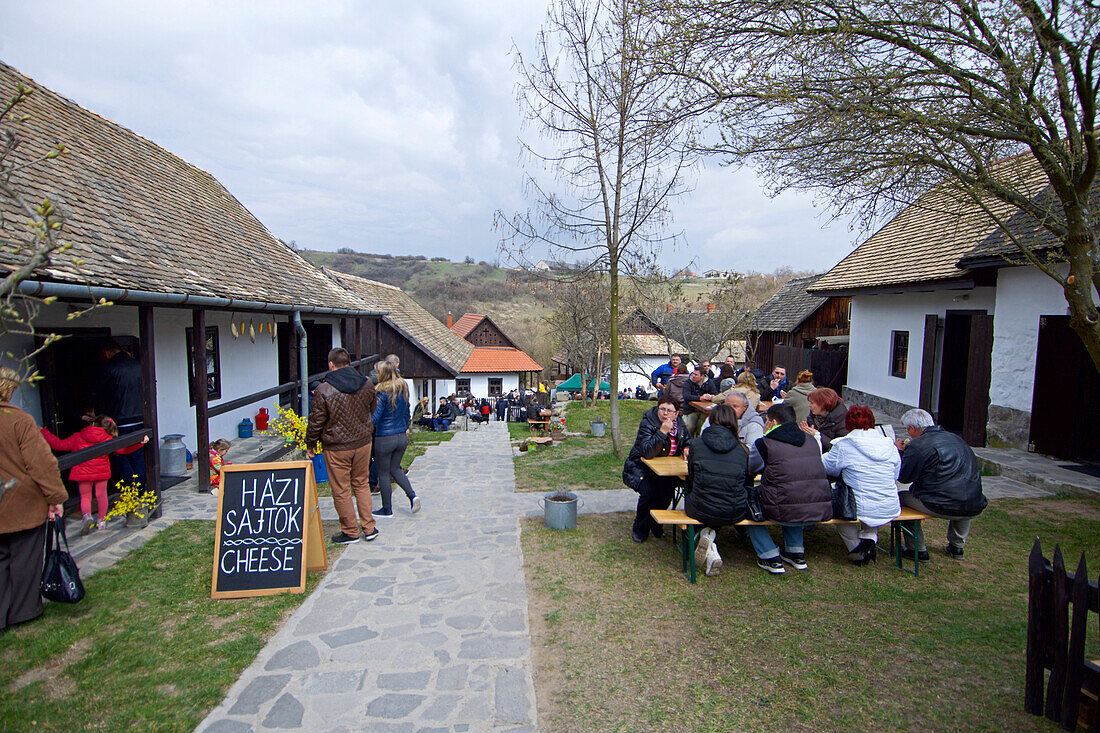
975,447,1100,498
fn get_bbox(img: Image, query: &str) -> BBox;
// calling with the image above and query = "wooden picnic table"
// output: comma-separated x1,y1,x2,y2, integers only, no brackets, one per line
640,456,688,479
758,400,772,412
689,400,714,413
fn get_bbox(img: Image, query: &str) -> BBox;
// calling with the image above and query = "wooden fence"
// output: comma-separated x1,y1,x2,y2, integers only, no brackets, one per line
772,345,848,393
1025,539,1100,731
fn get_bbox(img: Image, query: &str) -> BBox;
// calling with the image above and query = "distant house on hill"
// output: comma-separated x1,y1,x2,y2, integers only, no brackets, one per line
0,61,385,495
809,154,1098,461
747,275,850,392
447,313,543,396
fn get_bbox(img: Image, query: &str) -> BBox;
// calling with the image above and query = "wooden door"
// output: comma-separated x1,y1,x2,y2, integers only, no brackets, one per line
962,314,993,447
937,310,991,446
937,313,971,435
1030,316,1100,461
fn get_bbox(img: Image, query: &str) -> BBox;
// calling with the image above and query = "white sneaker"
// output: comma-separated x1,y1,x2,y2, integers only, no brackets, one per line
410,495,421,514
694,528,713,569
705,543,723,577
80,513,96,536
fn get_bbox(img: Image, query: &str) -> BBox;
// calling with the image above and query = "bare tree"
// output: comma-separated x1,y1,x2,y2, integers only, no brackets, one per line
0,85,103,386
497,0,699,457
545,275,612,406
654,0,1100,371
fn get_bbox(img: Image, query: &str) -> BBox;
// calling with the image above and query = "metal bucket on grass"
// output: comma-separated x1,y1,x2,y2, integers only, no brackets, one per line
590,420,606,437
539,492,583,530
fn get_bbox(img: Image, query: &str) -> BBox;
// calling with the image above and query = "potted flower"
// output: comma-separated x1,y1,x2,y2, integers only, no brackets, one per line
267,407,325,479
548,415,567,440
103,480,159,529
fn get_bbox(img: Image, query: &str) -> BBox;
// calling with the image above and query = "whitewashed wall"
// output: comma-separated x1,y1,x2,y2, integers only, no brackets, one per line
433,373,520,400
0,303,347,459
847,287,996,407
618,357,668,392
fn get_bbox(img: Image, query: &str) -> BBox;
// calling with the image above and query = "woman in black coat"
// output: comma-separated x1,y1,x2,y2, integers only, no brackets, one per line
622,396,686,543
805,387,849,450
685,404,752,577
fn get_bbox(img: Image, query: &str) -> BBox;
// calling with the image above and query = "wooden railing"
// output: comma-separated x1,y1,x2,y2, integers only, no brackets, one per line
55,428,153,471
1025,539,1099,731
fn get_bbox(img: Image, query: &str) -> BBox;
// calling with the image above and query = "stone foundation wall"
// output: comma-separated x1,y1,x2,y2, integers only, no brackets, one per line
986,404,1031,450
841,386,916,422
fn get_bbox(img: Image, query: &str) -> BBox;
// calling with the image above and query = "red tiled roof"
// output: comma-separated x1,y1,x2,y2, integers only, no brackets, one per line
461,347,542,373
450,313,485,339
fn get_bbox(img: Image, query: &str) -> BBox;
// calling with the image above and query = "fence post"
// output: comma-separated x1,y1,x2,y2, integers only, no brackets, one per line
1025,538,1047,715
1061,553,1090,730
1045,545,1069,722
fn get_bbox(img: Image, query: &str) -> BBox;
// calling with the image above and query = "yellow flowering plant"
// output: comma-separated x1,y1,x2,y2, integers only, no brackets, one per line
103,478,158,521
267,406,320,453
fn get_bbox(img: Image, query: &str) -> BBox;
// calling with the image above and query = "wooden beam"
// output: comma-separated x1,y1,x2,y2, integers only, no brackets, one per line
139,305,161,516
286,315,300,414
192,309,210,492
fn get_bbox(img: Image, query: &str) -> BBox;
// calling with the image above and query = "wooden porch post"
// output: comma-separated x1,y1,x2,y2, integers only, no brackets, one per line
192,309,210,492
139,305,161,517
355,318,363,361
287,315,300,414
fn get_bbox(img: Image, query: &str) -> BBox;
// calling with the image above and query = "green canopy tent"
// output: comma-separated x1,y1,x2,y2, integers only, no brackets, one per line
556,374,611,392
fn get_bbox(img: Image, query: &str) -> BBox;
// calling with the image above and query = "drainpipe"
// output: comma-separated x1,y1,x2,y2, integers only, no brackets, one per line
292,310,309,414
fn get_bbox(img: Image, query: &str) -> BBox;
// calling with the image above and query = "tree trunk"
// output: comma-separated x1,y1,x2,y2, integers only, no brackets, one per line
610,261,623,458
580,367,589,407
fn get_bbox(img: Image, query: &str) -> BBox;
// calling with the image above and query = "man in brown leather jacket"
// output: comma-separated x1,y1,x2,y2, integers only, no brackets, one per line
305,348,379,545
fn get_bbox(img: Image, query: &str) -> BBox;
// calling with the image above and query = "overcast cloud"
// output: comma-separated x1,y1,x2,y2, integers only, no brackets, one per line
0,0,860,273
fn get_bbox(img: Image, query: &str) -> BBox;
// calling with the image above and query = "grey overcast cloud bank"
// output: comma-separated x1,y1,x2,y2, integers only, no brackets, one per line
1,0,858,273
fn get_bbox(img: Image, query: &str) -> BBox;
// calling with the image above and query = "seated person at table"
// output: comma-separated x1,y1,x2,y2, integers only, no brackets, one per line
747,403,833,574
814,405,901,566
413,397,433,429
895,409,987,560
765,365,789,400
695,359,716,381
622,396,686,543
650,354,684,390
685,404,751,577
431,397,455,432
723,391,765,471
682,364,718,437
783,370,816,424
804,387,848,449
733,370,763,411
717,355,738,384
707,377,738,405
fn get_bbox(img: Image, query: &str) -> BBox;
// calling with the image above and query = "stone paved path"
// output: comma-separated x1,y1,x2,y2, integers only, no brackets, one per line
197,421,543,732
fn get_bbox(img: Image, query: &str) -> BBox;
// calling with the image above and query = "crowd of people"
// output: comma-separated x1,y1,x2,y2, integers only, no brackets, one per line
624,354,988,578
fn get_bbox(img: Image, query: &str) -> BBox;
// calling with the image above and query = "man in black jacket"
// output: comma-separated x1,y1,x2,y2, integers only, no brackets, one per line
681,365,718,438
622,396,686,543
896,409,987,560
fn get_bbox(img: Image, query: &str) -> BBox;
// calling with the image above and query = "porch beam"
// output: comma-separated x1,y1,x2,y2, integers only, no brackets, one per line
139,305,161,517
192,308,210,492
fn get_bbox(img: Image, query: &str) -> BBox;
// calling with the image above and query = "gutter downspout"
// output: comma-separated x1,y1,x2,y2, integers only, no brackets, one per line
292,311,309,414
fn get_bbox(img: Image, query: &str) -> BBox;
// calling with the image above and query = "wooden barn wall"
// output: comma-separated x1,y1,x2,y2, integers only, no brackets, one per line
467,320,516,349
798,297,851,341
348,318,453,379
773,344,848,392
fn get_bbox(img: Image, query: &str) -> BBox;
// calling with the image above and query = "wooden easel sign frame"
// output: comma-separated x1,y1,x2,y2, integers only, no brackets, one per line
211,460,327,600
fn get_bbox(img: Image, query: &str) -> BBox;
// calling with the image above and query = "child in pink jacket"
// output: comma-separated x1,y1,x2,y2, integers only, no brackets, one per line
42,415,145,535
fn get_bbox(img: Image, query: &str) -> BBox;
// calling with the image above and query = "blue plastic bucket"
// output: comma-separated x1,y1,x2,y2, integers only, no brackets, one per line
312,453,328,483
237,418,253,438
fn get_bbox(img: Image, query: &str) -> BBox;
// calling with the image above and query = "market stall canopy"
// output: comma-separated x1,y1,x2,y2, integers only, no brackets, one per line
556,374,610,392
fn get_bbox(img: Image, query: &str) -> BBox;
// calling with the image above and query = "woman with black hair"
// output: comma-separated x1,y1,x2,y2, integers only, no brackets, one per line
622,395,686,543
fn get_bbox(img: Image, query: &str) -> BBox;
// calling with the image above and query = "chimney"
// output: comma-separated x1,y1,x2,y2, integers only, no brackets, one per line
446,311,453,328
706,303,715,313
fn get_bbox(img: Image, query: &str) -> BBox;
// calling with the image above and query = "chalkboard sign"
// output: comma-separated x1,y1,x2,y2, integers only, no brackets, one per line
211,460,326,599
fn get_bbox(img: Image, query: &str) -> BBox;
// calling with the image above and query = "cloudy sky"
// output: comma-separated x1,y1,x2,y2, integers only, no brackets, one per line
1,1,861,273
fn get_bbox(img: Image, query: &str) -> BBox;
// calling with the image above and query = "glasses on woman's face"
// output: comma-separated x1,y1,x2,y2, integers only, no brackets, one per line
657,406,677,416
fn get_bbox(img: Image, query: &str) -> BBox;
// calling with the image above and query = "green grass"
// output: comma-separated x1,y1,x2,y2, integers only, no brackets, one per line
522,497,1100,731
0,520,346,731
511,400,650,492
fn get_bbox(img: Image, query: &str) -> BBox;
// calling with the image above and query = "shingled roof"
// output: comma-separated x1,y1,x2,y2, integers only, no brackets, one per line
810,154,1052,295
0,62,375,312
751,275,827,332
461,347,542,373
325,269,473,375
449,313,486,339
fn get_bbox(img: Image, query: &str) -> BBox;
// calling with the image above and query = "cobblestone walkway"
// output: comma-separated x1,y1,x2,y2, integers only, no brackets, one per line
197,421,541,732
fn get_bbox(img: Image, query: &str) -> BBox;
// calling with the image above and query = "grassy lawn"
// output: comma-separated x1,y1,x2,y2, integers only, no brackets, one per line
314,430,454,497
522,496,1100,731
0,520,347,731
511,400,650,492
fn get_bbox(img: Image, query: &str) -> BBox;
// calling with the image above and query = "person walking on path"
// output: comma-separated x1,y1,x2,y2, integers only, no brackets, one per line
370,361,421,519
305,348,379,545
0,368,69,634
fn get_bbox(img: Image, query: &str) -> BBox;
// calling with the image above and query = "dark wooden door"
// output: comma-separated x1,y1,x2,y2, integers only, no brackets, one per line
1030,316,1100,461
937,310,991,446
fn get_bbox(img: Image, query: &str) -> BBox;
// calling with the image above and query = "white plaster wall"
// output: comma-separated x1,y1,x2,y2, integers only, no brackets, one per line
989,265,1080,412
437,373,520,399
618,357,667,392
848,287,996,407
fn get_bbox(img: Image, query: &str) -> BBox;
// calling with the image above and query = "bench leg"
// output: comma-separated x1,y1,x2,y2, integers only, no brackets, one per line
892,520,921,577
684,525,697,584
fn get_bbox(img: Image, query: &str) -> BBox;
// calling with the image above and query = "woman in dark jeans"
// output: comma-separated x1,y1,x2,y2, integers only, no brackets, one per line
371,362,420,518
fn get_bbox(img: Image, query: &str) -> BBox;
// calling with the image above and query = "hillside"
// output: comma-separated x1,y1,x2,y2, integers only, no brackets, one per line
300,249,813,370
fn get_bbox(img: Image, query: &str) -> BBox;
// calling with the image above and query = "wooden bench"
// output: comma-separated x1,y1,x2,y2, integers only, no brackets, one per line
527,418,549,435
649,507,933,583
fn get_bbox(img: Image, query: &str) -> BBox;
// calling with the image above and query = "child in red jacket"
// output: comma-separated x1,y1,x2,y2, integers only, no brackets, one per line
42,415,146,535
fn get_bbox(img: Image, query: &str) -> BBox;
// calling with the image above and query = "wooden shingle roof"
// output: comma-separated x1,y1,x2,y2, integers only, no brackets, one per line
449,313,486,339
325,270,474,374
751,275,826,332
810,155,1052,295
0,62,374,312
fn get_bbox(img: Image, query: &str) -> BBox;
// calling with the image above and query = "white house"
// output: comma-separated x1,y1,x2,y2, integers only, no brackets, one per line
445,314,543,397
810,155,1099,462
0,61,386,495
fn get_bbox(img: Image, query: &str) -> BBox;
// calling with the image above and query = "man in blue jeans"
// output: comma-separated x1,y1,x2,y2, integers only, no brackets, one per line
431,397,453,432
745,403,833,574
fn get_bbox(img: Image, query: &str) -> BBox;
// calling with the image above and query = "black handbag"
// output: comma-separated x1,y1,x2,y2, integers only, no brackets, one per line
745,485,765,522
41,518,85,604
831,476,858,521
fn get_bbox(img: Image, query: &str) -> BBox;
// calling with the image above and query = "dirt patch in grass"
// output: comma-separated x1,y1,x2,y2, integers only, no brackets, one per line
523,499,1100,730
8,638,91,693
